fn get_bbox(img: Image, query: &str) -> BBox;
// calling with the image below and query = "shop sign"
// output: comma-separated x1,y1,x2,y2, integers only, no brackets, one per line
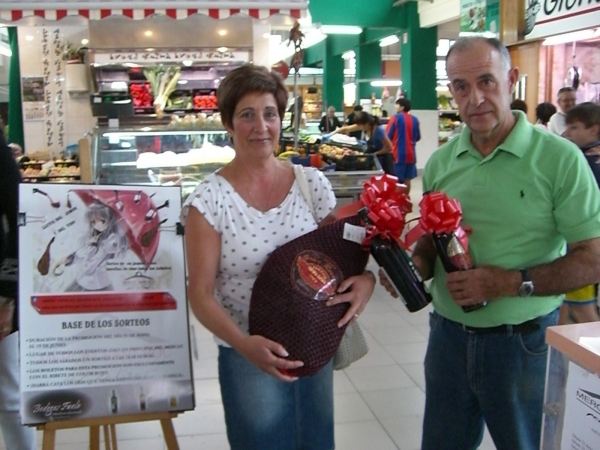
18,184,194,424
459,0,500,36
524,0,600,40
94,50,251,65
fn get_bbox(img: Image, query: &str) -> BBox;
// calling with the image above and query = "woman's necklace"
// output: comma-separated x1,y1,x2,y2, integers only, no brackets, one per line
247,163,279,212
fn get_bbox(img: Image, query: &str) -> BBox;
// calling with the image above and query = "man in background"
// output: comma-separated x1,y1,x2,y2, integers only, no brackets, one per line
548,87,576,135
318,106,341,133
345,104,363,140
386,98,420,194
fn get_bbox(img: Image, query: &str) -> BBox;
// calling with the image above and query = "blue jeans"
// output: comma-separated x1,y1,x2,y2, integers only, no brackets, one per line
422,309,558,450
218,346,334,450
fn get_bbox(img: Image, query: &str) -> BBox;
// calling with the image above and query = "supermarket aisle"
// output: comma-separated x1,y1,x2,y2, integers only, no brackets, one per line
0,177,497,450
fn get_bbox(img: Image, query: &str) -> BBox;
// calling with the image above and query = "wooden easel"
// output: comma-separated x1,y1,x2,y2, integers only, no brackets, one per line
37,411,180,450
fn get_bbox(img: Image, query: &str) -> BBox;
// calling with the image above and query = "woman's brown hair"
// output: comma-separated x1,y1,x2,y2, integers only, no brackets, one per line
217,64,288,129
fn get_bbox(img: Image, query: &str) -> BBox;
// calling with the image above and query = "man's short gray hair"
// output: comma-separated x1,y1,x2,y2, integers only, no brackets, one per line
446,36,512,73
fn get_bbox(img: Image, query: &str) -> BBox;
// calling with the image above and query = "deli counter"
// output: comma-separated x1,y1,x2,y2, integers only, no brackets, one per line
90,122,383,201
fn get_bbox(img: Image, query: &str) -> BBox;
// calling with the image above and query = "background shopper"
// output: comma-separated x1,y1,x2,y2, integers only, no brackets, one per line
318,106,342,133
560,102,600,324
0,134,37,450
535,102,557,130
548,87,577,135
333,111,395,175
345,104,364,140
181,64,375,450
386,98,421,194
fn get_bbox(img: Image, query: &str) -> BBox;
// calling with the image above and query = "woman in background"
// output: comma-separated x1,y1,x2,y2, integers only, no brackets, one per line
535,102,557,130
333,111,395,175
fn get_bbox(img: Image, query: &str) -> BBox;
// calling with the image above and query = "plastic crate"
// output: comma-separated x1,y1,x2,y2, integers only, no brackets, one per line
322,153,376,171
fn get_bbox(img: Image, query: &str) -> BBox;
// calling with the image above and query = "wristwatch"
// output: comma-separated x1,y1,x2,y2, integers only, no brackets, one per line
518,269,535,297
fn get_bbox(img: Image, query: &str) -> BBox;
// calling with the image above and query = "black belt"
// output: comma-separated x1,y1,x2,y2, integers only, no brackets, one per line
462,318,541,335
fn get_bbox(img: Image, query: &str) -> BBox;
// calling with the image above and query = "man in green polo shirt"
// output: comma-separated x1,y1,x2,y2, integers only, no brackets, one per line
413,37,600,450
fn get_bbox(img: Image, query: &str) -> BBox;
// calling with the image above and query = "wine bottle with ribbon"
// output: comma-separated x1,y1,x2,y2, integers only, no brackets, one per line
418,191,486,313
358,208,432,312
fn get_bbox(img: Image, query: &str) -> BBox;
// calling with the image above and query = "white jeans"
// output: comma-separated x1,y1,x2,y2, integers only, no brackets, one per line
0,332,36,450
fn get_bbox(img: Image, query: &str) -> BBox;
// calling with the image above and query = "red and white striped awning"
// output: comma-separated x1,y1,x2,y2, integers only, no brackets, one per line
0,8,304,22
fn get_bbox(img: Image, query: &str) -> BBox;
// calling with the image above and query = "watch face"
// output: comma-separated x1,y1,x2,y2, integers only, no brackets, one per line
519,281,534,297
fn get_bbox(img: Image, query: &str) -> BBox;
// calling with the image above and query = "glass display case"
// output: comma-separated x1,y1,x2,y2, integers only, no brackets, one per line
91,122,232,200
91,120,384,203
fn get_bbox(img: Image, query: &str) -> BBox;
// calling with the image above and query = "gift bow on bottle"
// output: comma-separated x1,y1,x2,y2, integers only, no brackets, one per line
356,174,412,249
404,191,471,251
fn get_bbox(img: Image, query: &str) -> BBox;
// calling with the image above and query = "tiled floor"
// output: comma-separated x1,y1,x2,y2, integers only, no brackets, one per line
0,178,498,449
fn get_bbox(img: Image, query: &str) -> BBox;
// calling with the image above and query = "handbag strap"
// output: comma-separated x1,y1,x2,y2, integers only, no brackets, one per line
293,164,319,223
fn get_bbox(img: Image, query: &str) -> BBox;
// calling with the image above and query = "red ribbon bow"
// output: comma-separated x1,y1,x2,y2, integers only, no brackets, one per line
358,174,412,249
403,191,470,251
418,191,462,235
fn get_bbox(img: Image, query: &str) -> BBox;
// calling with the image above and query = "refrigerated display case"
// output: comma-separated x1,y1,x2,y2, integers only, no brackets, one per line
90,120,384,202
91,122,231,201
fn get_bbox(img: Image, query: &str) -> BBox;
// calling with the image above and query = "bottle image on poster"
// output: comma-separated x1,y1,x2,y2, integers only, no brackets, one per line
110,390,118,414
139,388,146,411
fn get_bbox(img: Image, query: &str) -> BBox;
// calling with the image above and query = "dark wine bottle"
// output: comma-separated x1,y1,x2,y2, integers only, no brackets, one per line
358,208,432,312
432,232,486,313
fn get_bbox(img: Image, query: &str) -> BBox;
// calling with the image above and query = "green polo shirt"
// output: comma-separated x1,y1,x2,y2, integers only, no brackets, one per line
423,111,600,327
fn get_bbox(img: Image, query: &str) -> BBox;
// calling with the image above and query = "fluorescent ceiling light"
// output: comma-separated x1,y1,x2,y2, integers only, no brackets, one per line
543,29,598,45
177,80,188,84
217,47,228,52
320,25,362,35
81,38,89,45
379,35,399,47
370,80,402,87
459,31,497,38
123,63,140,68
297,67,323,75
342,50,355,60
182,60,193,67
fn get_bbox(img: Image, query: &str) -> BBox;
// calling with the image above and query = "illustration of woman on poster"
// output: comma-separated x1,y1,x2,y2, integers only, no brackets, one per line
55,201,129,291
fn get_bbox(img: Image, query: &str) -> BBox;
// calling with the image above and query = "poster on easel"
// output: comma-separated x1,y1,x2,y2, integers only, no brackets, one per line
18,184,194,425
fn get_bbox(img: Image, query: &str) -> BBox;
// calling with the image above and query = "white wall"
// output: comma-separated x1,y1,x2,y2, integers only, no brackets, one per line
419,0,460,28
18,25,94,156
413,109,439,172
